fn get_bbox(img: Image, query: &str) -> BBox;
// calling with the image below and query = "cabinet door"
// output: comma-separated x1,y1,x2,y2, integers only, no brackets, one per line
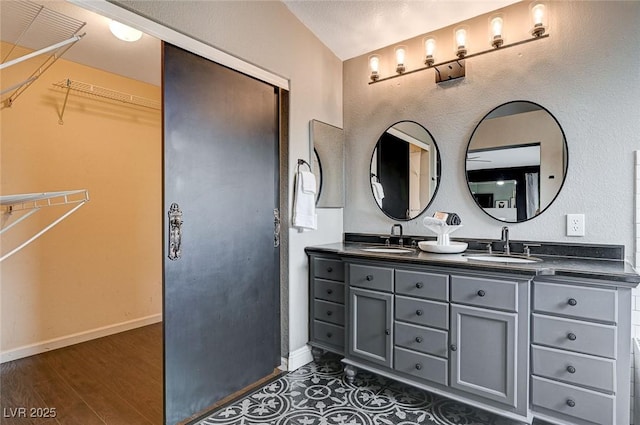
349,287,393,367
450,304,517,408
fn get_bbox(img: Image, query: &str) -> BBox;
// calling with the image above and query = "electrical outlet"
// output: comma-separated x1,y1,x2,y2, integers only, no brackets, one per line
566,214,585,237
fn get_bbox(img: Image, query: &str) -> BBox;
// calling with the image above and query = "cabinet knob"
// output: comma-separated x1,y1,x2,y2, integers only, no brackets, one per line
477,290,486,297
567,365,576,374
385,329,391,335
366,275,374,281
327,289,333,295
326,332,332,338
567,332,577,341
415,363,422,370
416,309,423,316
566,399,576,408
415,336,423,343
450,344,457,351
415,282,424,289
327,267,333,273
567,298,578,306
326,310,333,316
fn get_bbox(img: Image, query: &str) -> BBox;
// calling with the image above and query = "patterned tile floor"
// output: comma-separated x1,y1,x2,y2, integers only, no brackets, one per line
198,354,531,425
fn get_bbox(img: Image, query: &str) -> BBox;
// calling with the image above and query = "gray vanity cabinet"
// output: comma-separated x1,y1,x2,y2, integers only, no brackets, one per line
530,277,632,425
450,304,517,407
308,254,346,358
349,287,393,367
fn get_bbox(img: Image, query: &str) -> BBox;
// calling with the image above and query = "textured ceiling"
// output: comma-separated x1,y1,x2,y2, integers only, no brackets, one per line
282,0,521,60
1,0,520,87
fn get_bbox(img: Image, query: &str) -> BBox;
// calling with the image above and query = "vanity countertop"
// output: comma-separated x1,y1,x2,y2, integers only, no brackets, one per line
305,242,640,287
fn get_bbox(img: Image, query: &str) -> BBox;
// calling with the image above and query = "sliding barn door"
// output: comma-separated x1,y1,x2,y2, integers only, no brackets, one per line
163,43,280,425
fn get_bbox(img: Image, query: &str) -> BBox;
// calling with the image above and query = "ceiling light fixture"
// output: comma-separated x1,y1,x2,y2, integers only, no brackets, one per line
109,20,142,42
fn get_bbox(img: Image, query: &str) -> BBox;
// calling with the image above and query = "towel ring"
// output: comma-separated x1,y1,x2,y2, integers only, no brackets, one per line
297,159,311,172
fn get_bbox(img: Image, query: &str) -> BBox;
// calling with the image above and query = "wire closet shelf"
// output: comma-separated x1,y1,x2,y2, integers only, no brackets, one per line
1,0,86,107
0,190,89,262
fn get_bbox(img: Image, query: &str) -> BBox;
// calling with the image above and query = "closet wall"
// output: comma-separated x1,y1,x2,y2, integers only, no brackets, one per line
0,42,162,360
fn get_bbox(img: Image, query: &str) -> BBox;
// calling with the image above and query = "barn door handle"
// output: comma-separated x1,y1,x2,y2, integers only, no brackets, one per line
168,203,183,261
274,208,281,248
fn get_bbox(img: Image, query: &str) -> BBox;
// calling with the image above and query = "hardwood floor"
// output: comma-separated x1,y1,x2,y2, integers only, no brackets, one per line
0,324,162,425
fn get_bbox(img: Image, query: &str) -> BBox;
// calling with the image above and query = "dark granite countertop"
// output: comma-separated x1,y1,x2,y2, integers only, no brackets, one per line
305,241,640,287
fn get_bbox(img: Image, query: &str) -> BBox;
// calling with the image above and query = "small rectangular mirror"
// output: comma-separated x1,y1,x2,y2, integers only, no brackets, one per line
310,119,344,208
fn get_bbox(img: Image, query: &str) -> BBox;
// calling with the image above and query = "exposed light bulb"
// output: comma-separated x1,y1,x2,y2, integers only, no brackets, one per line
395,46,406,74
424,38,436,66
369,55,380,81
455,27,467,58
531,3,547,37
490,16,504,48
109,20,142,42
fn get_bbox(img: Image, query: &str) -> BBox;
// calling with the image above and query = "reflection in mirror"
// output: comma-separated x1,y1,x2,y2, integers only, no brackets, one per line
370,121,441,220
310,120,344,207
465,101,567,223
312,148,323,204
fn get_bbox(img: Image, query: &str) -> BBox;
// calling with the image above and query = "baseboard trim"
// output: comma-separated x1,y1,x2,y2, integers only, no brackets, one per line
0,313,162,364
283,345,313,371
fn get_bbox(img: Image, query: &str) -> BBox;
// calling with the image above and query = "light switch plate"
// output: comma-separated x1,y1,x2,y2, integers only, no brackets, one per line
566,214,585,236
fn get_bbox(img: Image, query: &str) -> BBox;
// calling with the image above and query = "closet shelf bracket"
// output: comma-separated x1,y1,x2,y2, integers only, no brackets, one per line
0,189,89,262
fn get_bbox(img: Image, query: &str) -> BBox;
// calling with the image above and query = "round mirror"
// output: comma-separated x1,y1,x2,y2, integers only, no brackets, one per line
370,121,441,220
465,101,568,223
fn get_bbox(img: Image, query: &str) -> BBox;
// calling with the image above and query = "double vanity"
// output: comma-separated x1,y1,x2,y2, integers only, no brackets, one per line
306,237,639,425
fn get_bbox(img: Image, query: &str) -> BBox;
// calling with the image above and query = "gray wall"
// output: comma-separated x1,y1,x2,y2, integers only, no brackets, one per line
343,1,640,265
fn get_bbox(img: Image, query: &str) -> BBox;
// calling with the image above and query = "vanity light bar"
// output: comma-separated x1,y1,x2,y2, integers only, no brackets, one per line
368,34,549,85
369,2,549,84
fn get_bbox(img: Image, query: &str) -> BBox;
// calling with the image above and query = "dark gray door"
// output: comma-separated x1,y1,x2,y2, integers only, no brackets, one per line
349,287,393,367
163,43,280,425
450,304,516,407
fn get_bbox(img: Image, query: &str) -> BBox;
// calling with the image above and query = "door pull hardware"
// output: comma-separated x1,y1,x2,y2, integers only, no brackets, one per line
273,208,281,248
168,203,183,260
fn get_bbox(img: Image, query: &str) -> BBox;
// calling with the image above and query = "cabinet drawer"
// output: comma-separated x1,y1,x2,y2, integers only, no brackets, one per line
532,345,615,393
532,314,616,359
313,279,345,304
313,320,344,349
395,296,448,330
314,300,345,326
349,263,393,292
451,275,517,312
395,322,448,358
533,281,617,323
395,269,449,301
314,258,344,281
531,376,614,425
394,347,448,386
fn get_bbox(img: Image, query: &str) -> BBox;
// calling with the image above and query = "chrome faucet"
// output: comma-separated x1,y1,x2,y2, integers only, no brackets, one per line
501,226,510,255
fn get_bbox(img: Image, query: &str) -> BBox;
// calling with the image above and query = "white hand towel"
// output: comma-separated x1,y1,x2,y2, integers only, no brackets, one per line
300,170,316,194
422,216,446,227
293,171,317,231
371,177,385,207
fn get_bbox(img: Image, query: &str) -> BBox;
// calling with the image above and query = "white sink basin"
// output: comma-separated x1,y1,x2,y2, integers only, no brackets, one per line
464,254,541,263
361,247,414,254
